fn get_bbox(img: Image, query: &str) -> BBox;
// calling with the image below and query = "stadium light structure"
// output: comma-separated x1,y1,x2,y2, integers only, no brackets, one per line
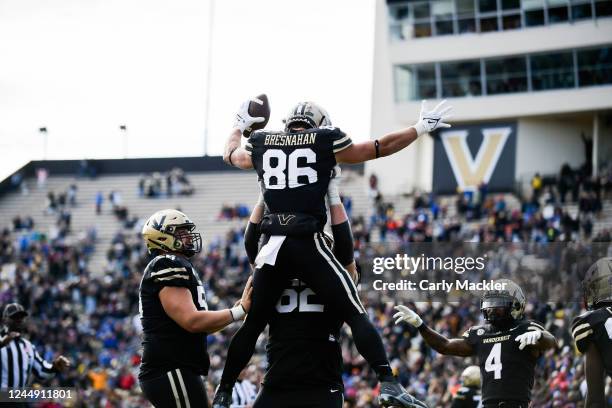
120,125,128,158
203,0,215,157
39,127,48,160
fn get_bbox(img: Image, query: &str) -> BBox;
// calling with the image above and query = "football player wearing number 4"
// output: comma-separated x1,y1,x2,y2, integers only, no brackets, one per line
571,258,612,408
394,280,557,408
213,98,452,408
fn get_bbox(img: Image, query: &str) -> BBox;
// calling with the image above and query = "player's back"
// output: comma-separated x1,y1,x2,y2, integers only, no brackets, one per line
246,127,351,229
463,319,543,405
263,279,344,391
572,306,612,377
138,254,210,381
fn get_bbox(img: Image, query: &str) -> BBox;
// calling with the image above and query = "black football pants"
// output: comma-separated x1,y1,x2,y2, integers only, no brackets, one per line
140,368,208,408
220,232,391,386
254,386,343,408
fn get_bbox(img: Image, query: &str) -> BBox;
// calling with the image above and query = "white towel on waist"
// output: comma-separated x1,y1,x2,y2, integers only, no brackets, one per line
254,235,287,268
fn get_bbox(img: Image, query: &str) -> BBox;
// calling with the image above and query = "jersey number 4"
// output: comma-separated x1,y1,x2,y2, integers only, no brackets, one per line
263,148,317,189
485,343,503,380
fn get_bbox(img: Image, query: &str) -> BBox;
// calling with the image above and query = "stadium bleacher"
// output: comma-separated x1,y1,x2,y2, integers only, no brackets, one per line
0,158,610,407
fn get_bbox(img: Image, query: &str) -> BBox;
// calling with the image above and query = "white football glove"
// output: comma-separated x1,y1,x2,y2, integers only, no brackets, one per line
233,98,266,134
515,330,542,350
393,305,423,328
327,165,342,206
413,99,453,137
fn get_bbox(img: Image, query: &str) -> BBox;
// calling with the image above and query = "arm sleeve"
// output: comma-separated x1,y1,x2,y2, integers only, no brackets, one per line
244,222,262,265
32,348,55,379
330,127,352,153
149,257,192,288
331,221,354,266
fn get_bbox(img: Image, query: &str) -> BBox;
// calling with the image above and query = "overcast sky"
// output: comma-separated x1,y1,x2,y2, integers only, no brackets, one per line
0,0,376,180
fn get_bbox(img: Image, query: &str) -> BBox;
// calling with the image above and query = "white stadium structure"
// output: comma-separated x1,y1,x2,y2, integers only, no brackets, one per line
367,0,612,195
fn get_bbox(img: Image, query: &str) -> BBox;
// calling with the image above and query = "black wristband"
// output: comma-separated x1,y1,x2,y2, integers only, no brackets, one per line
331,221,355,266
374,139,380,158
244,221,261,265
228,147,237,166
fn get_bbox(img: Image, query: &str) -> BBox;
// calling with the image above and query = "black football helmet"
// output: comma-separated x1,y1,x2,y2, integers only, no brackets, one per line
480,279,526,327
583,257,612,310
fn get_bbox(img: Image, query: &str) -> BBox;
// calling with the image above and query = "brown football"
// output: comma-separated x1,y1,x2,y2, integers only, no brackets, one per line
243,94,270,137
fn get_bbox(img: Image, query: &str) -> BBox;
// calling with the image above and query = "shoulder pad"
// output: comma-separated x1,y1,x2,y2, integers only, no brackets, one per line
463,325,486,342
148,254,183,271
524,319,546,332
146,255,191,286
571,309,609,353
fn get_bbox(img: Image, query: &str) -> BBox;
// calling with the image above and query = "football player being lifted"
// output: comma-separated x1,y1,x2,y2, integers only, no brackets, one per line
394,279,557,408
571,257,612,407
213,98,452,408
138,209,252,407
241,166,357,408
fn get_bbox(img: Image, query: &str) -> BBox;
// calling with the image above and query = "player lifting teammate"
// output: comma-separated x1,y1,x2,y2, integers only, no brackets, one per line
243,166,356,408
571,257,612,407
138,209,252,407
212,98,452,408
394,279,557,408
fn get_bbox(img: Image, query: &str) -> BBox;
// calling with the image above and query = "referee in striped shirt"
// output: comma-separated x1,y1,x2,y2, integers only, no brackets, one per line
0,303,70,390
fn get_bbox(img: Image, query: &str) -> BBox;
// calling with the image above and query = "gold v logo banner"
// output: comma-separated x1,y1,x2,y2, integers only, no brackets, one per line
440,127,512,191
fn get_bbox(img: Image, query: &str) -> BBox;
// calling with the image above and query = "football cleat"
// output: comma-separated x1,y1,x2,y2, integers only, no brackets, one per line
379,381,428,408
211,384,233,408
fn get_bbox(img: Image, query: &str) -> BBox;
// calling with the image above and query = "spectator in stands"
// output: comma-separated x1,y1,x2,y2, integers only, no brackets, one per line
10,171,28,196
559,163,580,203
78,159,96,178
12,216,34,231
218,204,251,220
95,191,104,215
36,167,48,189
109,191,129,220
67,184,77,206
342,194,353,219
138,174,146,197
57,191,67,208
531,173,543,201
57,209,71,237
45,191,57,215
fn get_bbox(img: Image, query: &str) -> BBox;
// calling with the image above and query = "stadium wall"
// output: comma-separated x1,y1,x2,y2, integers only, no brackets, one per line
516,117,590,181
369,0,612,196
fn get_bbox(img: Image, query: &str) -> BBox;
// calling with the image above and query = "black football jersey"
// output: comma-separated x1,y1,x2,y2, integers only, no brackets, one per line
263,279,344,390
463,319,544,404
138,254,210,381
450,386,481,408
245,127,352,228
572,307,612,377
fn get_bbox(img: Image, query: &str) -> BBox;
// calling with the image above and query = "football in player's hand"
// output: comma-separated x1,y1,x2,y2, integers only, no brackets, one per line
243,94,270,137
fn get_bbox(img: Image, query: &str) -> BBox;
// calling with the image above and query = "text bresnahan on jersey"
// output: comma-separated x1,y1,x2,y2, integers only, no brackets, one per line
264,133,316,146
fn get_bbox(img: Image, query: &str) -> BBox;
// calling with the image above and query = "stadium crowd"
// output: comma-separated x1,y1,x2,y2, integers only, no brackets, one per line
0,171,610,407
